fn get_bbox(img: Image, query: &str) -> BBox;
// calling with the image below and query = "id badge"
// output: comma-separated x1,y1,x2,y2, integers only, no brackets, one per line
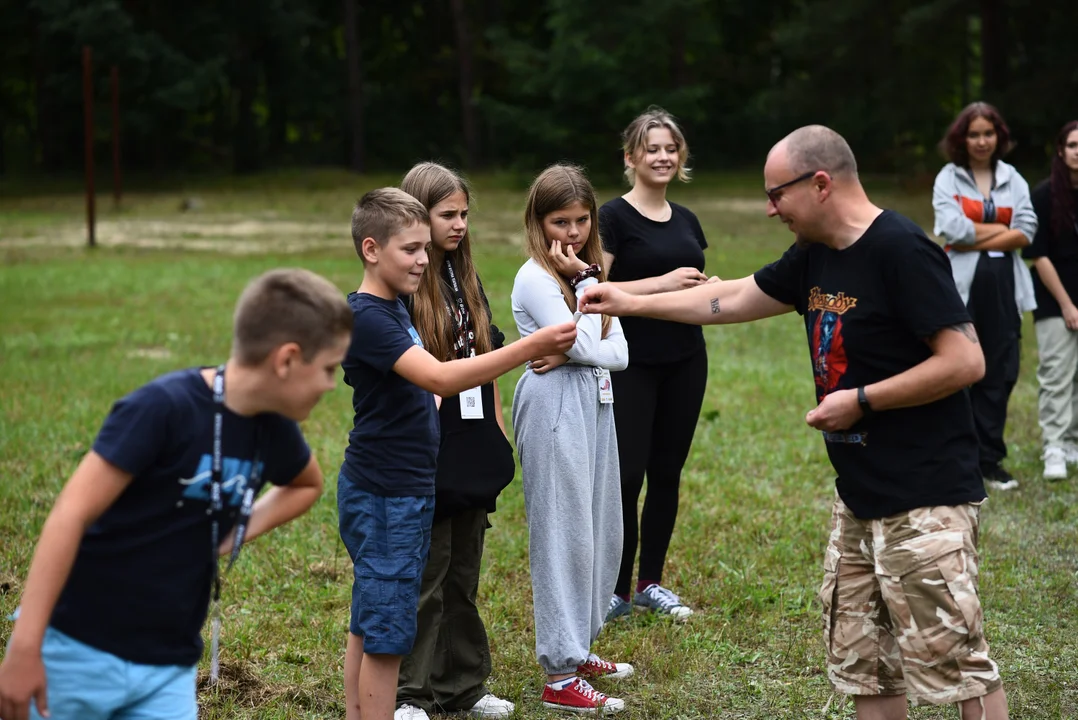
987,250,1005,258
460,386,484,419
595,368,614,404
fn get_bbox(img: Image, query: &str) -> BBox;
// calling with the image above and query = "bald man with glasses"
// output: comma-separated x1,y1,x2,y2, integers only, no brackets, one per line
579,125,1009,720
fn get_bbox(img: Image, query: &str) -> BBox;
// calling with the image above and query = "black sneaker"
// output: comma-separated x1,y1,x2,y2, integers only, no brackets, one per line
982,465,1019,491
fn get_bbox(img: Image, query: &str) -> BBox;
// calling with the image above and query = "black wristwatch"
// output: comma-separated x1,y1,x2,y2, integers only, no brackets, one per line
857,386,875,419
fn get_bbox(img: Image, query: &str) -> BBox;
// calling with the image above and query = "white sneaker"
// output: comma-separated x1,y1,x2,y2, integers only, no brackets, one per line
394,705,430,720
1061,441,1078,465
1044,446,1068,481
468,693,515,718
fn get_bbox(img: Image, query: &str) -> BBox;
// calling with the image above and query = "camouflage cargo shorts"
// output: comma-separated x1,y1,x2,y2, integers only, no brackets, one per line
819,495,1003,706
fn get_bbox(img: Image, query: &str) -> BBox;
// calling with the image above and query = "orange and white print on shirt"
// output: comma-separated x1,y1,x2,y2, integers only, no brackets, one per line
954,195,1012,226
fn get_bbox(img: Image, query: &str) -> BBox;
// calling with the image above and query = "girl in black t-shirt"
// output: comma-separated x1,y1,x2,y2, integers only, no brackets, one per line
1024,121,1078,481
394,162,517,720
600,107,714,620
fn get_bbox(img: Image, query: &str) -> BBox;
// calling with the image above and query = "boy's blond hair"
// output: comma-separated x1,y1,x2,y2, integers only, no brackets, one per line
232,268,352,366
351,187,431,261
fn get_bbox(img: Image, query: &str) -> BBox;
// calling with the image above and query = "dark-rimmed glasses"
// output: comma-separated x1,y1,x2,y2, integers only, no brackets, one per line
765,171,819,204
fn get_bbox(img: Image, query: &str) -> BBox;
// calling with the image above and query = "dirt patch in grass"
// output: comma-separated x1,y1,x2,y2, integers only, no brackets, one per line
0,218,349,254
198,660,341,715
0,215,529,253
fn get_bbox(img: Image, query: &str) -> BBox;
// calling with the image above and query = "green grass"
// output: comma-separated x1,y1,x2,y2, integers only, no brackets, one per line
1,173,1077,718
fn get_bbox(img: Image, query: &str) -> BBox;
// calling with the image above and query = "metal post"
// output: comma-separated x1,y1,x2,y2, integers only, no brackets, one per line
83,46,96,247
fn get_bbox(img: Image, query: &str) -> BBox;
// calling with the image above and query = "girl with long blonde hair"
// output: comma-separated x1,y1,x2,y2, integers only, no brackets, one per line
393,162,516,720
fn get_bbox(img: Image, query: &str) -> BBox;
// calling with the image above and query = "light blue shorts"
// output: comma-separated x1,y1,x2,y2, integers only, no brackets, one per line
27,625,197,720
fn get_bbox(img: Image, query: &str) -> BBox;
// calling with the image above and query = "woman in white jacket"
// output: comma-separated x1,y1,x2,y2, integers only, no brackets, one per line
932,101,1038,490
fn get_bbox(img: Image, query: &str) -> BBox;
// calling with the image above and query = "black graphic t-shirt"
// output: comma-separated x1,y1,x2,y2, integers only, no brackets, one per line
754,210,985,519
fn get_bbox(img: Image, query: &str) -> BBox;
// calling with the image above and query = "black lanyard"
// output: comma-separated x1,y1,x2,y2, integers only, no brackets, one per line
444,259,475,359
208,364,262,683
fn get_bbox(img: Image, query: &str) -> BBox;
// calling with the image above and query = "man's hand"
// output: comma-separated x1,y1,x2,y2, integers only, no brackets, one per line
0,650,49,720
578,283,637,317
530,353,569,374
805,389,863,432
660,267,709,292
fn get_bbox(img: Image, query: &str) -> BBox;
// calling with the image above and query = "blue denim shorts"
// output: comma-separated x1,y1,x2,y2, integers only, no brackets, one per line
14,624,197,720
337,475,435,655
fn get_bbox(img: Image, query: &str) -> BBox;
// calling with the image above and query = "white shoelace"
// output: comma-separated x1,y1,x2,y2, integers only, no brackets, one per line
573,678,606,703
646,584,683,610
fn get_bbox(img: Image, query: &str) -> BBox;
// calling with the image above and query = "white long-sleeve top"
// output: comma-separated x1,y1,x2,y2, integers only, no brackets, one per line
511,258,628,371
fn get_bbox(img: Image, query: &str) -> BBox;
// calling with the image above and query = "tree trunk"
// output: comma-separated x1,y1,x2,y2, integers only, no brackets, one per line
32,16,55,171
450,0,480,168
232,51,261,174
265,47,288,164
979,0,1006,100
671,25,687,88
343,0,364,172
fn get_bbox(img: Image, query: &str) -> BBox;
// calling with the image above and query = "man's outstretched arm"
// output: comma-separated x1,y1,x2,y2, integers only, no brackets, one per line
578,276,793,325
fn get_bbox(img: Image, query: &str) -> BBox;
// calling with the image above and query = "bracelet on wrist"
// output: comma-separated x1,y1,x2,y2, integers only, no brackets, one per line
569,264,601,289
857,386,876,419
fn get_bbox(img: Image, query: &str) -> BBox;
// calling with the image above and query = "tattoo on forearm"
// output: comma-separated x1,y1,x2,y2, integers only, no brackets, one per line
949,323,980,344
710,297,721,314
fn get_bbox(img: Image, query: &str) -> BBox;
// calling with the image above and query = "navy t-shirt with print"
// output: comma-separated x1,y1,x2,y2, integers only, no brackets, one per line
50,368,311,666
340,292,439,497
753,210,985,519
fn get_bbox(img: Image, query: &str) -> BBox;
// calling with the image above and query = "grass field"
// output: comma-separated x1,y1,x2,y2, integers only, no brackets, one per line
1,171,1076,719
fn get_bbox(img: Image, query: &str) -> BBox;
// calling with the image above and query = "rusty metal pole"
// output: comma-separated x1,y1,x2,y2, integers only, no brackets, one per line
111,65,121,209
83,46,96,247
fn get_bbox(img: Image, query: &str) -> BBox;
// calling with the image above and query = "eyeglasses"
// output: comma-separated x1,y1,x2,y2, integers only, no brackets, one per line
765,171,820,204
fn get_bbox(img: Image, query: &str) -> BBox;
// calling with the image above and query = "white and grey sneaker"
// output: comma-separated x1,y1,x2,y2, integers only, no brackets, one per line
1044,445,1068,481
606,594,632,622
467,693,515,718
394,705,430,720
633,583,693,619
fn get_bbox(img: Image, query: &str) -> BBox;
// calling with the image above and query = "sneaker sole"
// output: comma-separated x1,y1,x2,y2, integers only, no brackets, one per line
985,480,1019,491
632,603,693,620
542,701,625,714
579,667,634,681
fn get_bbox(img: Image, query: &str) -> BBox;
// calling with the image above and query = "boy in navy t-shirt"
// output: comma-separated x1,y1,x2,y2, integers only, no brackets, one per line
0,268,354,720
339,188,577,720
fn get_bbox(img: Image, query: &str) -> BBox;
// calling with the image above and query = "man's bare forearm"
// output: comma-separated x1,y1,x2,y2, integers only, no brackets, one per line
863,324,984,410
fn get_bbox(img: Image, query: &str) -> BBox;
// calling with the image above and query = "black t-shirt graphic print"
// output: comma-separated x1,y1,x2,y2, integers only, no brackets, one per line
754,210,986,519
808,286,856,401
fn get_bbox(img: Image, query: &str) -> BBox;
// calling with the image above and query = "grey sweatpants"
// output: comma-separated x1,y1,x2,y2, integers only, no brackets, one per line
512,365,623,675
1035,317,1078,447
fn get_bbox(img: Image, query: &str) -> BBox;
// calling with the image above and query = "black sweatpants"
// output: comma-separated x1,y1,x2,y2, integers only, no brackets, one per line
965,252,1021,470
612,346,708,598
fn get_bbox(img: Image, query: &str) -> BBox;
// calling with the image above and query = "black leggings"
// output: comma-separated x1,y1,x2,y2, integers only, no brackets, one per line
966,251,1021,470
612,346,708,597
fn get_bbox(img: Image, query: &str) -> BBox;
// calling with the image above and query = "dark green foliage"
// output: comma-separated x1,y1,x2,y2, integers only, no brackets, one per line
1,0,1075,178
